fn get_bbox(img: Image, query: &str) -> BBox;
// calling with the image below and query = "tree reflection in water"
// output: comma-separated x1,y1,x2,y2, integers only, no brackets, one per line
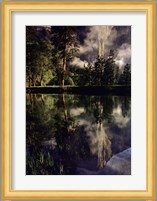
26,93,131,175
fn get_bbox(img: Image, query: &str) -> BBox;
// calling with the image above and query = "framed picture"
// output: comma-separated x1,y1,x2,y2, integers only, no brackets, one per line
2,1,156,200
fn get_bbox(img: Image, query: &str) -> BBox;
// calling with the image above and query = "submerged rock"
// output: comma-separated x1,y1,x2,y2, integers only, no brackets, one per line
102,147,131,175
76,148,131,175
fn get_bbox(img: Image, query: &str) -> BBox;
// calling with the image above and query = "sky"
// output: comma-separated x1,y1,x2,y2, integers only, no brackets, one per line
32,25,131,70
69,26,131,69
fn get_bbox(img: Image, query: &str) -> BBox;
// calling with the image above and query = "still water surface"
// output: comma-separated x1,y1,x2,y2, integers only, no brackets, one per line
26,93,131,175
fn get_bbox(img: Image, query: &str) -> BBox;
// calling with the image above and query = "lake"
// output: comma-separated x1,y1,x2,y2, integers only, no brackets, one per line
26,93,131,175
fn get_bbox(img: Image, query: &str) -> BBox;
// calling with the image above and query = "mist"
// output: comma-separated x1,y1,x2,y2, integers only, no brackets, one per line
72,26,131,69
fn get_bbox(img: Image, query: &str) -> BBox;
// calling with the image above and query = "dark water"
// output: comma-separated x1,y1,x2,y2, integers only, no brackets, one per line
26,93,131,175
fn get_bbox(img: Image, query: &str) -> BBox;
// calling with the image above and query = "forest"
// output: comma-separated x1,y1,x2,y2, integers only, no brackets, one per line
26,26,131,89
26,26,131,175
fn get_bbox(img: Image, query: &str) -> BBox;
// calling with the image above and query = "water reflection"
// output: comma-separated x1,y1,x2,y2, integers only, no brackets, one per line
26,93,131,175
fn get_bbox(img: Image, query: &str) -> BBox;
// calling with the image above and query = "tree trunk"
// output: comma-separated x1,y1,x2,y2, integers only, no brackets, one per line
29,74,31,87
61,93,68,121
33,80,36,86
41,94,45,105
61,28,67,87
32,74,36,86
61,56,66,86
40,76,43,86
33,75,38,86
40,71,44,86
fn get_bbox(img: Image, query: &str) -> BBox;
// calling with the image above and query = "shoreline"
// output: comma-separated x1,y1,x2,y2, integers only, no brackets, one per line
26,85,131,95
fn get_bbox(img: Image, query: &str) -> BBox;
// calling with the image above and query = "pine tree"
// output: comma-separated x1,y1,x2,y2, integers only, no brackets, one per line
123,63,131,85
119,64,131,85
83,62,94,86
93,56,105,86
114,66,120,84
103,50,116,85
51,27,80,86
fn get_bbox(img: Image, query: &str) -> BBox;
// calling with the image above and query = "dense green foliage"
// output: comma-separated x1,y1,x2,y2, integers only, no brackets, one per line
26,27,53,87
26,26,131,87
51,27,80,86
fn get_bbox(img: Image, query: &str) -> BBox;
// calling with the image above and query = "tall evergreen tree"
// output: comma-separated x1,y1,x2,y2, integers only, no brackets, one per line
123,63,131,85
83,62,94,86
51,27,80,86
114,66,120,85
103,50,116,85
93,56,104,86
119,63,131,85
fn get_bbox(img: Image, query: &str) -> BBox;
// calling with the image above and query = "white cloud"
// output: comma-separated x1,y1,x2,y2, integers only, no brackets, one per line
115,43,131,68
71,26,131,69
70,107,85,116
115,58,125,69
112,105,130,128
117,43,131,60
71,57,88,68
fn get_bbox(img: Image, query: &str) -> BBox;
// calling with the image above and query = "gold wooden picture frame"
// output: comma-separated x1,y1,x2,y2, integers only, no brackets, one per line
1,1,156,200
